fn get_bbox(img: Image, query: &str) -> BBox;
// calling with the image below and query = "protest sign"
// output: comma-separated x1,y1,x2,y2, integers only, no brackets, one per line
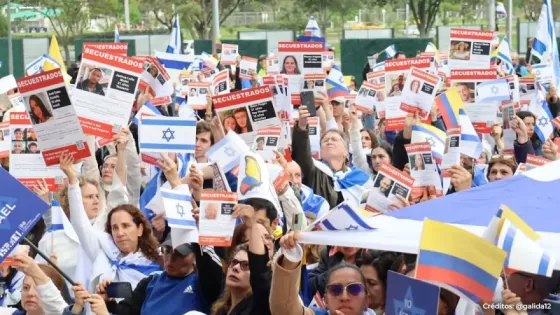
385,271,440,315
441,127,462,178
266,57,279,74
0,123,9,158
449,69,498,104
367,71,385,84
186,82,211,110
322,51,334,71
220,44,238,66
8,112,65,191
532,64,553,86
0,168,51,264
213,86,279,146
239,57,258,80
519,77,537,109
83,42,128,56
277,42,324,105
355,82,380,115
448,28,494,69
365,163,414,214
212,69,230,96
302,74,326,105
464,102,500,133
252,127,281,162
505,75,520,108
399,67,441,118
73,47,142,139
16,69,91,166
515,154,552,175
199,191,238,246
404,142,441,198
289,117,320,159
139,57,174,97
384,57,433,130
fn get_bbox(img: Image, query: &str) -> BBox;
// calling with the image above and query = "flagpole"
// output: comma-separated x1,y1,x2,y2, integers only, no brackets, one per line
7,0,13,75
506,0,512,47
488,0,496,32
211,0,220,55
124,0,131,30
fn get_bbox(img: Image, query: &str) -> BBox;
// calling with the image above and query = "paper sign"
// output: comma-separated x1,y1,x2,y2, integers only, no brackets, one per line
385,271,440,315
0,123,10,158
212,69,231,96
73,47,142,139
220,44,238,66
532,64,553,85
16,69,91,166
302,74,326,105
399,67,441,118
186,82,211,110
355,82,381,115
239,57,258,80
404,142,442,198
441,127,462,177
83,42,128,56
449,69,498,104
448,28,494,69
199,191,238,246
266,57,279,74
139,57,174,97
515,154,552,175
519,77,537,109
367,71,385,84
464,102,500,134
252,127,281,162
322,51,334,71
365,163,415,214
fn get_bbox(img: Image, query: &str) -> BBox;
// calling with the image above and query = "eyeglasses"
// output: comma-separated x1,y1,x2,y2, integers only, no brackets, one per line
321,137,342,144
325,282,365,297
229,258,250,271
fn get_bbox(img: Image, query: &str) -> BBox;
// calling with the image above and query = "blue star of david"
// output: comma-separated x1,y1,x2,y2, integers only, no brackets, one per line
162,128,175,142
425,137,436,147
224,146,235,157
538,116,549,128
176,203,185,217
394,287,426,315
345,225,358,230
491,86,499,95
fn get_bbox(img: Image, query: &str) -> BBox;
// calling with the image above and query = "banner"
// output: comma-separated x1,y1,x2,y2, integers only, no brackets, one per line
448,28,494,69
199,191,238,246
73,47,143,139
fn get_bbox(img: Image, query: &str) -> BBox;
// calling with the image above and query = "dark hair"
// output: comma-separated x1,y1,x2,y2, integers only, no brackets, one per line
326,263,367,289
28,95,52,124
516,111,539,142
360,128,378,149
105,204,161,262
196,120,215,145
228,222,251,257
232,107,253,133
14,128,21,133
487,156,517,180
519,57,528,67
394,51,406,59
356,250,396,307
212,244,250,315
371,142,393,161
256,137,264,143
240,198,277,225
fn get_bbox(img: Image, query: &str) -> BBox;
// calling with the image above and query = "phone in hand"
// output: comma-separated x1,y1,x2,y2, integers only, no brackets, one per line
106,282,133,299
293,213,304,232
300,91,316,117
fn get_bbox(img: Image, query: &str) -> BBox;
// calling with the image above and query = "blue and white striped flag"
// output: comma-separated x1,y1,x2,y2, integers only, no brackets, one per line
139,116,196,154
166,15,183,54
411,123,446,163
25,54,61,76
497,37,514,75
459,108,483,159
531,0,560,88
529,83,554,142
308,202,375,231
161,187,196,229
304,16,321,37
475,79,511,102
385,45,397,59
49,200,80,244
114,24,120,43
207,130,250,172
312,160,373,206
132,101,161,125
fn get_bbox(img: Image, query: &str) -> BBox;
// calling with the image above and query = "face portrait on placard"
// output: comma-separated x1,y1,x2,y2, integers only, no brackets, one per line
147,64,159,79
304,80,315,90
280,55,301,75
189,88,198,97
219,108,253,134
25,93,54,125
204,203,219,220
374,174,394,198
455,82,475,103
25,128,37,141
409,153,426,171
11,140,24,154
255,137,265,151
222,115,238,133
450,41,472,61
409,79,421,94
76,63,112,96
387,73,407,97
27,142,40,154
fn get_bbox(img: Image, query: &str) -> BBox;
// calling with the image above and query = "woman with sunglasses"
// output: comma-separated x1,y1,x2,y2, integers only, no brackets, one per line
271,231,373,315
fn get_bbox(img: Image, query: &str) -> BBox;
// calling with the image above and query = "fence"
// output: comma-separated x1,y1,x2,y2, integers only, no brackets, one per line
238,30,294,53
436,25,483,51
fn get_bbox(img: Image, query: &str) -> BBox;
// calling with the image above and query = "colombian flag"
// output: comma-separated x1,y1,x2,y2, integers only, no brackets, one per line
416,219,506,304
435,87,464,128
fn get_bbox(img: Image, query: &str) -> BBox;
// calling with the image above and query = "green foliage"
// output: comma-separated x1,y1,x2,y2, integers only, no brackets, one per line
0,14,7,37
112,0,142,25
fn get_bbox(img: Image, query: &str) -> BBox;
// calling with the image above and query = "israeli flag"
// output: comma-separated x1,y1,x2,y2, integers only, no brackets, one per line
166,15,183,55
326,65,349,98
49,200,80,244
528,83,554,142
161,187,196,229
304,16,321,37
385,45,397,59
312,160,373,206
25,54,48,76
139,116,196,154
207,130,250,172
411,123,446,163
132,101,161,126
459,109,483,159
114,24,120,43
308,202,375,231
532,0,560,88
475,79,511,102
301,184,330,218
497,37,514,75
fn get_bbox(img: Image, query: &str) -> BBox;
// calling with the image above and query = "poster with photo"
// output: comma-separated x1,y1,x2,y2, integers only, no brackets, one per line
180,72,199,97
199,191,238,246
448,28,494,69
367,71,385,84
72,47,142,139
404,142,441,198
288,116,320,159
302,74,326,105
532,64,553,86
220,44,238,65
83,42,128,56
277,42,324,105
355,82,379,115
139,57,174,97
449,69,498,104
252,127,281,162
16,69,91,166
384,57,433,130
0,122,9,158
8,112,65,191
440,127,462,177
365,163,414,214
239,57,258,80
505,75,520,109
399,67,441,118
322,51,334,71
519,77,536,110
213,86,280,146
464,102,500,133
212,69,230,96
515,154,551,175
266,57,279,74
186,82,210,110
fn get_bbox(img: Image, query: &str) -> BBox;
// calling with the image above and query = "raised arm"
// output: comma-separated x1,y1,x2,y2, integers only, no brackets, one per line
292,105,316,185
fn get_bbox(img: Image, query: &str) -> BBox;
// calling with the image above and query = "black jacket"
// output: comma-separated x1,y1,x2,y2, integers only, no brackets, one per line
308,247,345,297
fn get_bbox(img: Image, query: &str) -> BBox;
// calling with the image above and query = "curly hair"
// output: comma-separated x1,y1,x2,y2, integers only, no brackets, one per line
105,204,160,262
57,176,103,220
211,244,250,315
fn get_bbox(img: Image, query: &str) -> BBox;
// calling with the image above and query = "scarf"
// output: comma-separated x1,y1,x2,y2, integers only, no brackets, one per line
300,184,330,217
312,159,373,206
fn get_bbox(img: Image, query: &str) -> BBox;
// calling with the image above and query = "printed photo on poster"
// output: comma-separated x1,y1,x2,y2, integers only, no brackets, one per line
449,41,472,61
75,64,112,96
218,107,254,135
24,93,54,125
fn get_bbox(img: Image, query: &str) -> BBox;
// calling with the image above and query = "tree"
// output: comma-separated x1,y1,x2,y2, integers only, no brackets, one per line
22,0,116,66
0,14,7,37
408,0,442,37
298,0,363,39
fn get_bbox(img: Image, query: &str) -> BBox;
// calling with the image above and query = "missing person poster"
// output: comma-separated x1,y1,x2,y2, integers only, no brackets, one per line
83,42,128,56
302,74,326,105
515,154,552,175
322,51,334,71
277,42,324,105
239,57,258,80
220,44,238,66
199,191,238,246
212,69,230,96
365,163,414,214
464,102,500,134
213,86,280,146
0,123,9,158
367,71,385,84
72,47,142,139
404,142,441,198
519,77,536,109
448,28,494,69
186,82,210,110
384,57,433,130
440,127,462,178
8,112,65,191
16,69,91,166
252,127,281,162
355,82,379,115
449,69,498,104
139,56,174,97
399,67,441,119
266,57,279,74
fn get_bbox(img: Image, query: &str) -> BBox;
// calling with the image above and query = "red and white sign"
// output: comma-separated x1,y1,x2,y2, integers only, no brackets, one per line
448,28,495,69
83,42,128,56
199,191,239,246
399,67,441,119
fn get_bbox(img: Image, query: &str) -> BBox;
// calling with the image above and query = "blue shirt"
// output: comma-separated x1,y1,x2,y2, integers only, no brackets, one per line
141,272,207,315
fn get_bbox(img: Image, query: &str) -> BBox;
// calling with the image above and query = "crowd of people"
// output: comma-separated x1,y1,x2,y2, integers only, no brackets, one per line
0,34,558,315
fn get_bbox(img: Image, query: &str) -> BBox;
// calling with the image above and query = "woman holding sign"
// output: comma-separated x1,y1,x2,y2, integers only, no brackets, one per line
60,152,161,292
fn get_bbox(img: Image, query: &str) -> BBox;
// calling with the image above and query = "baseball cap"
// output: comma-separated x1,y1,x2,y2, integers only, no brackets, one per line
331,96,345,104
161,240,194,256
258,54,268,62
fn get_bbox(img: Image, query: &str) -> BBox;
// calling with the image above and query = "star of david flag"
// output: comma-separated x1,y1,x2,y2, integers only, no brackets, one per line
139,115,196,155
475,78,511,102
528,83,554,142
384,271,440,315
166,15,183,54
411,123,446,164
384,45,397,59
497,37,515,75
459,109,483,159
531,0,560,88
326,65,349,99
206,130,250,173
307,202,375,232
132,101,162,125
161,187,196,229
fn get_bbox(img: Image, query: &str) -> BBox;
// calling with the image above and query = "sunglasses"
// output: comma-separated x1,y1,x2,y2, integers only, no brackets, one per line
325,282,365,297
229,258,250,271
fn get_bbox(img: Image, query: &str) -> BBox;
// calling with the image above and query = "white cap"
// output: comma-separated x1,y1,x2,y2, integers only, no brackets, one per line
0,75,17,94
